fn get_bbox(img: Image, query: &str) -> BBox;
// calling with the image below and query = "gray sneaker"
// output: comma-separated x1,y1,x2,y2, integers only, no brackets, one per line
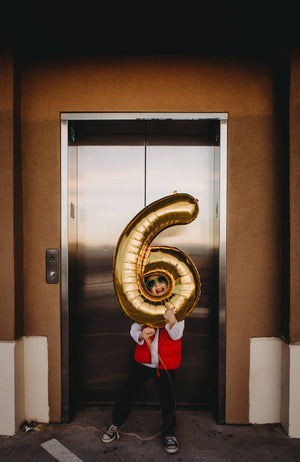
164,435,179,454
101,424,119,443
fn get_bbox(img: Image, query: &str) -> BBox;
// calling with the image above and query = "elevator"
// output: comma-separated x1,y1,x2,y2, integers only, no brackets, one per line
61,113,227,422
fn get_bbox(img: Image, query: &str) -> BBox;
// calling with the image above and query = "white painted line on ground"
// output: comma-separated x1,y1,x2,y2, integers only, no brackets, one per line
41,438,84,462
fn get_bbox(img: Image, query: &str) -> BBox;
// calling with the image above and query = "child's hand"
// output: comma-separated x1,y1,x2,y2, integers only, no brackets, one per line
164,304,177,328
139,327,155,349
141,327,155,340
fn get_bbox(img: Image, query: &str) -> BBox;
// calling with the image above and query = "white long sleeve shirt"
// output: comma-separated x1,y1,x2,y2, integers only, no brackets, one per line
130,321,185,368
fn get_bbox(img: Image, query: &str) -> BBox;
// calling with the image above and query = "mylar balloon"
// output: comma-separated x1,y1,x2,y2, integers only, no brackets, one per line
113,193,201,327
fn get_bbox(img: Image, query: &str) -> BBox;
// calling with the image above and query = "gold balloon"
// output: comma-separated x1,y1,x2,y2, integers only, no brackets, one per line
113,193,201,327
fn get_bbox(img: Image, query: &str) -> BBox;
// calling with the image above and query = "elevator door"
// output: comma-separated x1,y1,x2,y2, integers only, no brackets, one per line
69,120,219,408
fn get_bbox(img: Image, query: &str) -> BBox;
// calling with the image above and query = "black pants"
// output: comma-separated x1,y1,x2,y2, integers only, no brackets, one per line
112,362,176,436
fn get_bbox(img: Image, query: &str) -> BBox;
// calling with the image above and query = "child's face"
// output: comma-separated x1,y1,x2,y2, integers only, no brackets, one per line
145,274,169,296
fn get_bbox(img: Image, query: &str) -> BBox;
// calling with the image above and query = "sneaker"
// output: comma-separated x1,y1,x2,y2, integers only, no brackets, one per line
101,424,119,443
164,435,179,454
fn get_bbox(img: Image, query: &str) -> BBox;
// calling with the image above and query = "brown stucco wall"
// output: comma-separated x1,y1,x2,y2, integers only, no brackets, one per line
0,48,15,341
290,48,300,343
21,54,281,423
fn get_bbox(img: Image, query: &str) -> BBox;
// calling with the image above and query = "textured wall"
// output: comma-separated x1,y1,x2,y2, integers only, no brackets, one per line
0,48,15,341
290,48,300,343
21,54,281,422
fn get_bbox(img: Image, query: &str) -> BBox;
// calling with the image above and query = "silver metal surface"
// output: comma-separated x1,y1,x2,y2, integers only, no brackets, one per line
60,114,228,418
60,120,70,421
146,135,216,311
146,138,215,254
145,134,218,403
61,112,228,121
77,138,145,248
75,135,145,404
218,119,228,423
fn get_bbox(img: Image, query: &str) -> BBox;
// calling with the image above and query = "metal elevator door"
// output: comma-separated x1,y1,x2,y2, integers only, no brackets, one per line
68,119,219,409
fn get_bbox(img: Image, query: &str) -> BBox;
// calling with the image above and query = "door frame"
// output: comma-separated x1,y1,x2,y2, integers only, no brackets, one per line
60,112,228,422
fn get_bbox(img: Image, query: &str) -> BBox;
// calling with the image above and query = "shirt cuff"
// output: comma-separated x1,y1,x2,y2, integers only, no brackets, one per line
165,320,184,340
130,323,145,344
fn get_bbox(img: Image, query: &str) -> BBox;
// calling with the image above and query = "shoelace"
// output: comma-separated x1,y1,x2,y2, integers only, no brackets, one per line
106,425,120,440
165,436,178,446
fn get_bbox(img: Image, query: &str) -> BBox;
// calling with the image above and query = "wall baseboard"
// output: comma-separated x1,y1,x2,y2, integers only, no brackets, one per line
0,337,49,436
250,337,300,438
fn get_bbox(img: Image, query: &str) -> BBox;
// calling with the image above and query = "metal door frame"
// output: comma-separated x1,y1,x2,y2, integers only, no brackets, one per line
60,112,228,422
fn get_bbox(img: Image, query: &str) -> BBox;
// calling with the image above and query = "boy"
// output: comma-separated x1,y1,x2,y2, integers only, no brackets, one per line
102,273,184,454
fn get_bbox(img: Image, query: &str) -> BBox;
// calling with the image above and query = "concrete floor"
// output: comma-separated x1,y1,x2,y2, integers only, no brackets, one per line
1,408,300,462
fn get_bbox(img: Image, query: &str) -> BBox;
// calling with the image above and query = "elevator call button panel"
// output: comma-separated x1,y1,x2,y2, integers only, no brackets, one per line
46,249,59,284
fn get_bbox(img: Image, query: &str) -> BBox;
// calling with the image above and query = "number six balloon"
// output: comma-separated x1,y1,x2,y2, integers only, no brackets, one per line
113,193,201,327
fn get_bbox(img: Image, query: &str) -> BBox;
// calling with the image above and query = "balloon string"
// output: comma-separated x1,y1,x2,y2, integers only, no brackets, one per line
35,316,177,442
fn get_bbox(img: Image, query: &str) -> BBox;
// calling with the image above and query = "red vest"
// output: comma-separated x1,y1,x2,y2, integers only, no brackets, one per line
134,327,182,370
